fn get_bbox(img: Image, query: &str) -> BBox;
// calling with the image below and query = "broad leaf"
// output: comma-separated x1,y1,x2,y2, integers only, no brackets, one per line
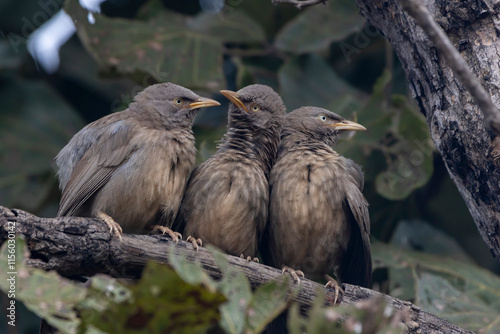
87,261,225,334
373,242,500,333
278,54,364,111
336,70,434,200
207,246,290,334
0,239,87,333
275,0,365,53
0,239,226,334
65,0,265,91
187,11,265,43
289,289,404,334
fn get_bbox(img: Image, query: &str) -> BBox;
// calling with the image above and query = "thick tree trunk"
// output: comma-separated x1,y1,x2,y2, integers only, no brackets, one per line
356,0,500,259
0,206,472,333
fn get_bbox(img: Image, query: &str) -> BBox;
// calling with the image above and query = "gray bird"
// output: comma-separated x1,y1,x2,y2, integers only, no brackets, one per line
173,84,286,257
261,106,372,299
55,82,220,240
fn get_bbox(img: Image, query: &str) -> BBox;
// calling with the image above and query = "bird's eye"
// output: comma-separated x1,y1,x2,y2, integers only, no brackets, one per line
174,98,183,105
252,105,260,112
319,115,327,122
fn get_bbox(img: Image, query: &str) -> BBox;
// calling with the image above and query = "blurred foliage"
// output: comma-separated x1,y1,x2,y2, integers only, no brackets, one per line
289,291,406,334
373,242,500,334
1,0,500,332
0,239,289,334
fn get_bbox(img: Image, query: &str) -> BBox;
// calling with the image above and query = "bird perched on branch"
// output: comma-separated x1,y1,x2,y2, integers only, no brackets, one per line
174,84,286,258
54,83,220,240
261,106,372,301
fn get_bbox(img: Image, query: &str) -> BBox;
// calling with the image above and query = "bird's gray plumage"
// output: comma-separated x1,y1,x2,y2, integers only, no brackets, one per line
261,106,372,287
55,82,218,233
174,84,286,257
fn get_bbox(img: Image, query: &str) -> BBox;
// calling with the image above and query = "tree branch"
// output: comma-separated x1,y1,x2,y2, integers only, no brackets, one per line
0,206,472,333
271,0,328,10
397,0,500,135
355,0,500,261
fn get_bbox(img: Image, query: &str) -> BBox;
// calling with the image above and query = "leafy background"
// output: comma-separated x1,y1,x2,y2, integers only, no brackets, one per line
1,0,500,332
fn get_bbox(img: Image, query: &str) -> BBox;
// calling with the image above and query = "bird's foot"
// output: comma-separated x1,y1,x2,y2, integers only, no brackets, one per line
150,225,182,243
97,212,123,240
186,236,203,251
282,266,305,284
240,254,259,263
325,274,344,305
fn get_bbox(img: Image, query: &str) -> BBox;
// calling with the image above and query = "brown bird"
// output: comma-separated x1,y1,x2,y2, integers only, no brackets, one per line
54,82,220,240
173,84,286,257
261,106,372,299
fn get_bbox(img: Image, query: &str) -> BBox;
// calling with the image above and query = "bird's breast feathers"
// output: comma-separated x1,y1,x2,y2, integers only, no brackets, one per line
119,129,196,213
271,151,357,215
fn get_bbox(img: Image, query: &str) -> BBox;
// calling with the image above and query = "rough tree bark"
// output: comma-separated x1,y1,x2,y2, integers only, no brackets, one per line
0,206,473,333
355,0,500,259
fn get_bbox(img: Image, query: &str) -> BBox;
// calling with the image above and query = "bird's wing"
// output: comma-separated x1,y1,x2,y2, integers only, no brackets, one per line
57,118,137,217
338,159,372,287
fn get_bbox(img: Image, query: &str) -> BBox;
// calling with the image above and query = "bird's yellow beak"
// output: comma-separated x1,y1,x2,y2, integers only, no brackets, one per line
220,90,249,112
188,97,221,110
329,120,366,131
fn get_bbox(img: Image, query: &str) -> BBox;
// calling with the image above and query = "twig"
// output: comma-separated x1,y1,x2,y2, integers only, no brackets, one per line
397,0,500,135
271,0,328,10
0,206,473,333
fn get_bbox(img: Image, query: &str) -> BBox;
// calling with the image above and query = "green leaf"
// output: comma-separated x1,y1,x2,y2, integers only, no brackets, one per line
209,246,252,333
65,0,265,91
278,54,364,111
391,220,474,263
417,273,500,334
86,261,225,334
0,74,84,212
334,70,434,200
207,246,290,333
245,279,290,333
0,238,225,334
0,238,87,333
375,89,434,200
275,0,365,53
289,289,404,334
187,11,266,43
65,0,223,90
374,139,433,200
168,244,217,290
373,243,500,333
388,219,475,302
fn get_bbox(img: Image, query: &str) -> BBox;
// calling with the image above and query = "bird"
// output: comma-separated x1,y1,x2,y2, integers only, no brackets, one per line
261,106,372,301
173,84,286,258
54,82,220,240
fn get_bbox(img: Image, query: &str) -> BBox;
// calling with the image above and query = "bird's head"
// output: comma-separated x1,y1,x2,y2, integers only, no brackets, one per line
285,107,366,146
220,84,286,129
134,83,220,129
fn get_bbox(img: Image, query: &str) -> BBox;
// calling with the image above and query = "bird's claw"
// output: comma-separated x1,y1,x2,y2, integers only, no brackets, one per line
282,266,305,284
151,225,182,243
240,254,259,263
325,274,344,305
186,236,203,251
97,211,123,240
